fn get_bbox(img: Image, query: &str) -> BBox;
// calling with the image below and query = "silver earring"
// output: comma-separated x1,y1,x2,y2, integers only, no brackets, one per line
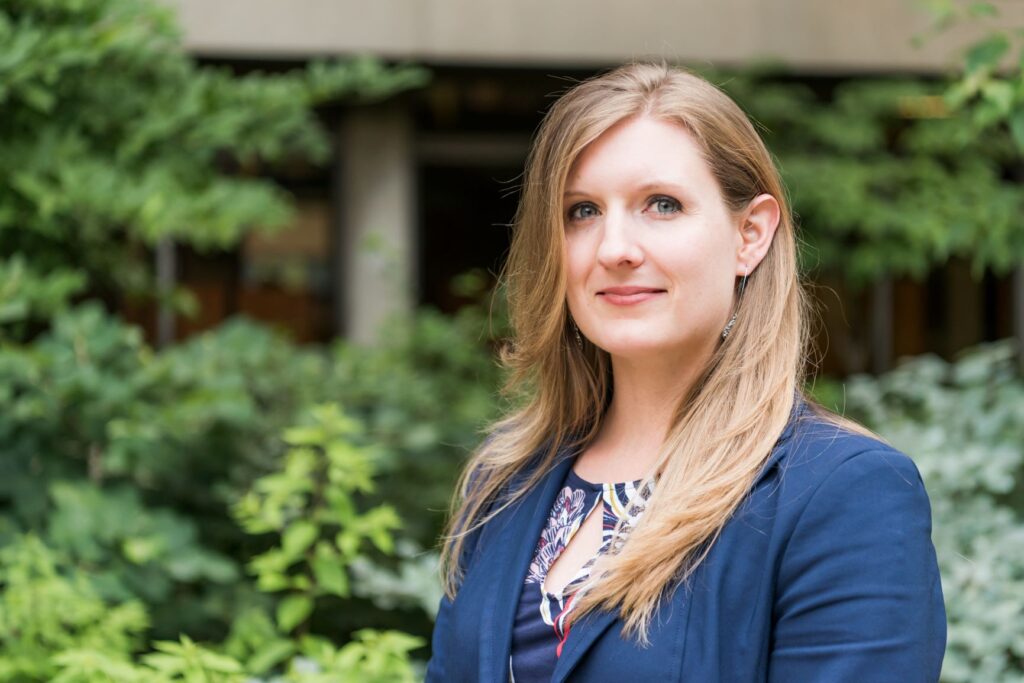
721,313,737,341
721,265,748,341
572,320,583,349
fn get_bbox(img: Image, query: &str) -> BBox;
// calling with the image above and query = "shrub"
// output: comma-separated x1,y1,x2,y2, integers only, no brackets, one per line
0,403,424,682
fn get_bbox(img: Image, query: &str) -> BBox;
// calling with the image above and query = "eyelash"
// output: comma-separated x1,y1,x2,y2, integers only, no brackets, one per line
565,195,683,223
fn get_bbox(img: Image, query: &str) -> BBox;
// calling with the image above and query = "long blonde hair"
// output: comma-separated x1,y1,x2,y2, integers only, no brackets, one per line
439,60,865,643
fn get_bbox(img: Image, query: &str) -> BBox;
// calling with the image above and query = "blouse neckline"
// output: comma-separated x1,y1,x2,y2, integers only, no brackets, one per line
566,466,646,490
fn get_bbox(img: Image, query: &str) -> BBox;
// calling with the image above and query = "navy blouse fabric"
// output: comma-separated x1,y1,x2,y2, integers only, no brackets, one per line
508,467,652,682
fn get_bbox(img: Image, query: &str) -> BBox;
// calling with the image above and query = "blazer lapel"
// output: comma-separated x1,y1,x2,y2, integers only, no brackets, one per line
479,442,577,682
551,586,697,683
549,394,809,681
486,393,808,682
549,607,619,683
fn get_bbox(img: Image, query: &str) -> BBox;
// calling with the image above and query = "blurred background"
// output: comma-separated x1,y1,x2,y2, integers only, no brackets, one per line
1,0,1022,681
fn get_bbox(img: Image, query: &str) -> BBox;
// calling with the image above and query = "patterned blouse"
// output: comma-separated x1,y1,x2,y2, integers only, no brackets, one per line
508,466,655,682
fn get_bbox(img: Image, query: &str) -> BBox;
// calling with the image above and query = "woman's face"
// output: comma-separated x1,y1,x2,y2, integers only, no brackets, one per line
562,114,745,364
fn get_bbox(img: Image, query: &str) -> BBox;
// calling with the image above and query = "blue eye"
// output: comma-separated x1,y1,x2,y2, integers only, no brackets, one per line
567,203,598,222
650,196,682,215
565,196,682,223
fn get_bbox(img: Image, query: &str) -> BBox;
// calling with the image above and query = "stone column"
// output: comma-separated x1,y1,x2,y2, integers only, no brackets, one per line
335,103,417,345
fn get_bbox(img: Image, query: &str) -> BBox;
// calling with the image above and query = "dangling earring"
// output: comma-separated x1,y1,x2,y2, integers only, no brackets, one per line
721,264,748,341
721,312,738,341
572,320,583,349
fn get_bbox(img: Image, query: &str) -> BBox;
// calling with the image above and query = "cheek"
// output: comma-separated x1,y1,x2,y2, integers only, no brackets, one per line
658,234,735,305
564,240,590,286
563,244,589,312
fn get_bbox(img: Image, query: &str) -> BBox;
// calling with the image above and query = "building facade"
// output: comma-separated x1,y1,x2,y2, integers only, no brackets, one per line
156,0,1022,374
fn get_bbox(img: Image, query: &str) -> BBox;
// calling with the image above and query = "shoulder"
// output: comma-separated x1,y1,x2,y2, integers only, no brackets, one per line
770,402,926,500
760,403,938,574
751,401,934,547
760,410,946,679
754,405,935,566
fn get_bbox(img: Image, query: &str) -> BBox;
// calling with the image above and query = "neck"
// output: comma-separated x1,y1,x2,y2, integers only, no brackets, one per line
575,342,714,482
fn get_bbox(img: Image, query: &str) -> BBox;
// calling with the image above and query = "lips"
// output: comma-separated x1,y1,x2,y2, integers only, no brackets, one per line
597,286,666,305
598,286,666,295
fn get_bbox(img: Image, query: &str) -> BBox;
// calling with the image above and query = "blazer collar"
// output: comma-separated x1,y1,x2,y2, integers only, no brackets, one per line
752,391,810,487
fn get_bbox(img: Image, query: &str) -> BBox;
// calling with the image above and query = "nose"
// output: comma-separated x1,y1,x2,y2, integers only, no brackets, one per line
595,207,645,269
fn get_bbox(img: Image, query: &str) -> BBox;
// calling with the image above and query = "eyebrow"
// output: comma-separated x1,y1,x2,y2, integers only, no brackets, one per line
563,180,690,199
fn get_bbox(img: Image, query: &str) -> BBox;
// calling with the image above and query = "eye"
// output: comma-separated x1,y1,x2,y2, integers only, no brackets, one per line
566,202,599,222
648,195,682,215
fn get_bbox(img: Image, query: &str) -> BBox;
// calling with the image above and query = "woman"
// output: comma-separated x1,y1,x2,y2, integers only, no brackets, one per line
426,61,946,682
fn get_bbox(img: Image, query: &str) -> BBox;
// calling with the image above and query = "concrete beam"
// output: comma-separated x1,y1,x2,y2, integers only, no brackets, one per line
164,0,1021,73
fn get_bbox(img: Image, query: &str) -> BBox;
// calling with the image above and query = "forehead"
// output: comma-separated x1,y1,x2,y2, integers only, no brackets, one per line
564,115,717,197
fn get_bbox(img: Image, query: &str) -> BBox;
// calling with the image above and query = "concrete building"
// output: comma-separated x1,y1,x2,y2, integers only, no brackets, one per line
158,0,1023,373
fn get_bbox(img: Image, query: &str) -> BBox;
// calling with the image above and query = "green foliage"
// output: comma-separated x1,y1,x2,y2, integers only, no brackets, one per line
0,255,85,337
0,402,426,682
835,342,1024,681
138,636,246,683
46,481,238,602
226,627,423,683
327,301,506,545
0,0,429,323
234,404,402,632
222,608,296,676
713,70,1024,284
0,289,500,641
283,629,423,683
0,0,461,674
918,0,1024,151
0,303,304,636
0,534,149,682
350,539,444,617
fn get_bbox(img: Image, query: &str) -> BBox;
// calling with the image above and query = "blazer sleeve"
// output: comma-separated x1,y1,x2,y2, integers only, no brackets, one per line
768,448,947,682
425,592,455,682
426,522,484,683
424,463,490,683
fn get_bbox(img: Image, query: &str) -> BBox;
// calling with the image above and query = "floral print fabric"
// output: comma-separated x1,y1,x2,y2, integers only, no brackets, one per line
508,466,654,682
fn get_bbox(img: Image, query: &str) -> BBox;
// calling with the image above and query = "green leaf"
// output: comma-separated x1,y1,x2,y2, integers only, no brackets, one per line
283,425,325,446
122,537,162,564
336,530,360,558
281,520,318,557
256,571,290,592
980,80,1014,117
276,594,313,633
246,639,295,675
312,555,349,597
965,33,1010,75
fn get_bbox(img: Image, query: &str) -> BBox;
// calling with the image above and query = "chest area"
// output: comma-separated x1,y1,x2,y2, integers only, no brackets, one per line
450,468,788,682
528,477,638,597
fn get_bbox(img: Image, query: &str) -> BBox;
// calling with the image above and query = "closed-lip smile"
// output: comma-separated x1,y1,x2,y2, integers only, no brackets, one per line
598,286,666,295
597,286,666,305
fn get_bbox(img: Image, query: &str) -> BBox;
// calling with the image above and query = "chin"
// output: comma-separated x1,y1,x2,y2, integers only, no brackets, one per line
594,330,708,360
596,337,680,357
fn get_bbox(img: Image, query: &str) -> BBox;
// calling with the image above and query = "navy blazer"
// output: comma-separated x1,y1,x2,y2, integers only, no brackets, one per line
426,398,947,682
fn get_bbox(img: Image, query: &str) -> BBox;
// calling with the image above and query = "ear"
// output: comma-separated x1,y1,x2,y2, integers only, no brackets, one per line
734,193,780,277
